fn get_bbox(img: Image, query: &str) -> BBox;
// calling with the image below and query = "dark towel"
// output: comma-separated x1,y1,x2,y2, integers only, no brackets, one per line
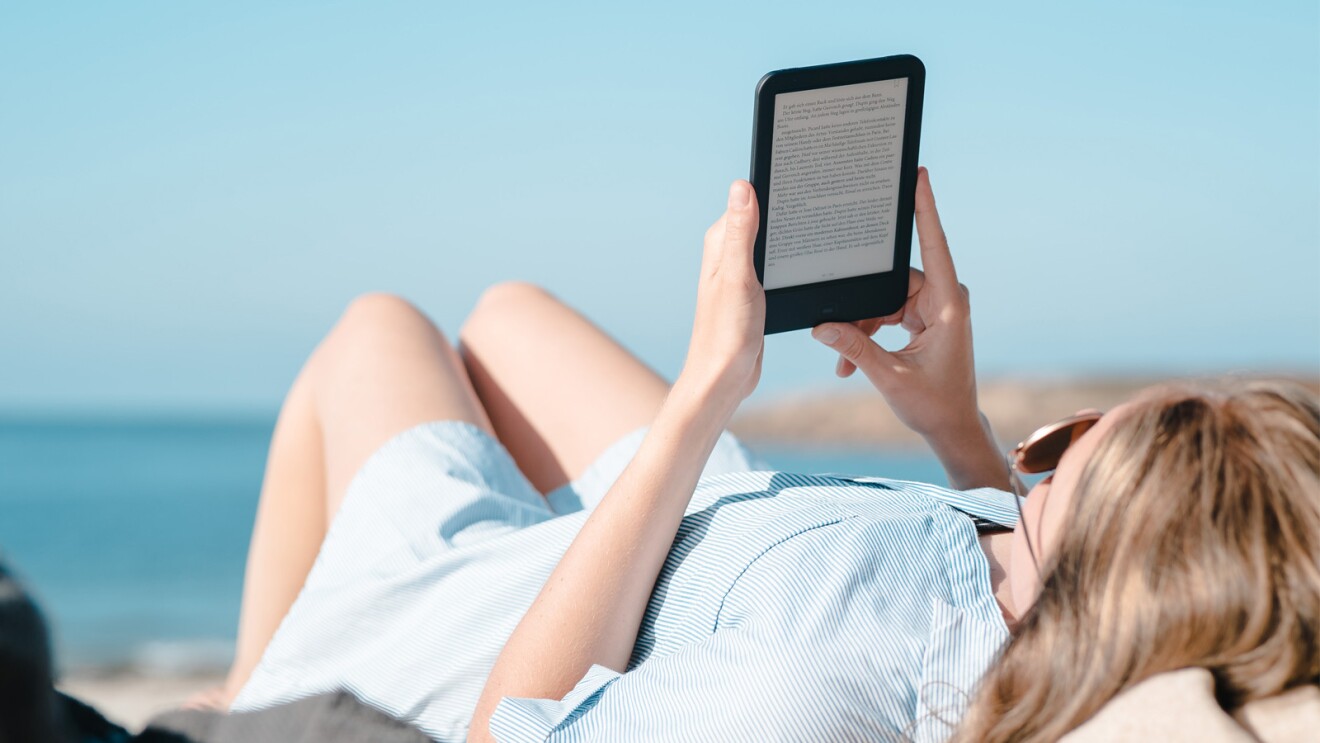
137,692,434,743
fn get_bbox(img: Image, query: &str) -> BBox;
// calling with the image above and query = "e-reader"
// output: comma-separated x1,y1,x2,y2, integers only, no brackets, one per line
750,54,925,334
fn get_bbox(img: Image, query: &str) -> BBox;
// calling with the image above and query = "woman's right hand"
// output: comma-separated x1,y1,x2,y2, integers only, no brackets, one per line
809,167,982,443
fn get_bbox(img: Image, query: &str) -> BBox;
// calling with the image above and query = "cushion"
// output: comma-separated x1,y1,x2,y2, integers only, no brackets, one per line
1061,668,1320,743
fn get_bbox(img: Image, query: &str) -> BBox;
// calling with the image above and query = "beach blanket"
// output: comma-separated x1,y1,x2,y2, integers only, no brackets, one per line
138,691,432,743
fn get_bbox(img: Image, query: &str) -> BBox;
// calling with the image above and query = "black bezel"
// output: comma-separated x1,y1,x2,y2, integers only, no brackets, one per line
750,54,926,334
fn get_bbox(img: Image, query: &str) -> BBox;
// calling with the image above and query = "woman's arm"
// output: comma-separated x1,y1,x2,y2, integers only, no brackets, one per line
810,167,1011,492
468,181,764,743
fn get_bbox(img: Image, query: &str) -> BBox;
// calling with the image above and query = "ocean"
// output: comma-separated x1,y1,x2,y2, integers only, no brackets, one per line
0,417,944,675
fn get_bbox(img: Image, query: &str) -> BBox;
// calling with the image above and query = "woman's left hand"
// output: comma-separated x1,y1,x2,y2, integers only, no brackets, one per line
679,180,765,405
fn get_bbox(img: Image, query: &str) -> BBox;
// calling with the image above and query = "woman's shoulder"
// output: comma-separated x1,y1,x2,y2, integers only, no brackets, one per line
712,514,1010,742
709,547,1010,743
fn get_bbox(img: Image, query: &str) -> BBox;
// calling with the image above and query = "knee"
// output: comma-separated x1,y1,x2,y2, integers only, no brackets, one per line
338,291,426,329
341,291,424,321
462,281,555,337
474,280,554,313
330,292,442,347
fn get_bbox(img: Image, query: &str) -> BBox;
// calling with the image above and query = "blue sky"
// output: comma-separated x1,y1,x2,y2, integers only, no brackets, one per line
2,1,1317,413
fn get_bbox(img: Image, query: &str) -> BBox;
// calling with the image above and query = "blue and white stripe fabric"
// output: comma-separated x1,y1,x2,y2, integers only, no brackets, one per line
232,420,1016,742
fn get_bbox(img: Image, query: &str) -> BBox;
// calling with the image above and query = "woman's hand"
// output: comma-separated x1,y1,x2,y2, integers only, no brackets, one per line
810,167,1008,490
811,167,975,437
678,180,765,407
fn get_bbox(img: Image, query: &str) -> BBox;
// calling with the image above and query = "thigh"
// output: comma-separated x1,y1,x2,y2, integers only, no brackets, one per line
312,293,494,520
458,282,669,495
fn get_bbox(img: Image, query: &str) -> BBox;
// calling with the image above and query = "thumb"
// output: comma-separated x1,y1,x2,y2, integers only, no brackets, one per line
811,322,898,388
720,180,759,273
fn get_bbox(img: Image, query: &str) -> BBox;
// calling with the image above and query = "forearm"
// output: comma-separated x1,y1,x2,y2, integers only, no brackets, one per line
468,378,735,742
924,411,1012,492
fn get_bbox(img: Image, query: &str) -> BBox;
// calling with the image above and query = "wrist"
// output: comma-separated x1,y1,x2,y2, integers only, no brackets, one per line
924,411,1011,492
911,405,985,450
671,369,742,422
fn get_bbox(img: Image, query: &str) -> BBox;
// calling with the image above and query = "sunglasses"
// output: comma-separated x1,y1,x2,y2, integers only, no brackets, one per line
1009,411,1104,485
1006,411,1105,573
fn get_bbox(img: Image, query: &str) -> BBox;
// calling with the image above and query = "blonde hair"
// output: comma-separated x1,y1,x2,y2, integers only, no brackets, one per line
954,379,1320,742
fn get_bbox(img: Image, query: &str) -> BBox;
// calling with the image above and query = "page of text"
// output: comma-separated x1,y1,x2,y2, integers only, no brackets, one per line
763,78,907,291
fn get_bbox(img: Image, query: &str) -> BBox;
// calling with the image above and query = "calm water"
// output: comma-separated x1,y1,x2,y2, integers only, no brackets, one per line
0,417,943,674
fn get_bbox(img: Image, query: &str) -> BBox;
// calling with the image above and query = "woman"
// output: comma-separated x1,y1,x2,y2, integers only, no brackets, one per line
198,170,1318,741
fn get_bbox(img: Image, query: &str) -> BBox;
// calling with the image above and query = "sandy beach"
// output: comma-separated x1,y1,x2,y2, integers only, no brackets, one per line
732,374,1320,447
59,672,226,732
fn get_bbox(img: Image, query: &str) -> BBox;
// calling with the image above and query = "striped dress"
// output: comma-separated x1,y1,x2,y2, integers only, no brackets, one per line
232,421,1015,742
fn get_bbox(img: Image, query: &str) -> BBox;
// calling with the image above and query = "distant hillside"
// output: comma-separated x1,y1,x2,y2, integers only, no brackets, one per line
731,374,1320,447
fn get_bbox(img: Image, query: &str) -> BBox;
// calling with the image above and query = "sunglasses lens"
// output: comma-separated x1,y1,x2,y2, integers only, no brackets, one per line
1017,417,1101,474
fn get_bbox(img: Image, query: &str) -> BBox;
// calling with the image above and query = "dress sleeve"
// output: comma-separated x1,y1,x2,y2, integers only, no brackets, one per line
489,663,623,741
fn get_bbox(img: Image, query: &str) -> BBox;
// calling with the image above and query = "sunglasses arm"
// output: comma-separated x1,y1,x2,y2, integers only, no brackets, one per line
1008,469,1029,501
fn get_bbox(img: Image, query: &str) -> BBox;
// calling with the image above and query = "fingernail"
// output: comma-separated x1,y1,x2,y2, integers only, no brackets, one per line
728,181,750,210
812,326,840,344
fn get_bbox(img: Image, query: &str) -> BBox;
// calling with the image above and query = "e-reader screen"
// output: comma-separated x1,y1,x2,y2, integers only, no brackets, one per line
763,78,908,291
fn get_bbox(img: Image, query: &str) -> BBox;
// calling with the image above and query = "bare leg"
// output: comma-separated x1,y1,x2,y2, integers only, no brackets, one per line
212,369,325,707
199,293,492,707
458,281,670,495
